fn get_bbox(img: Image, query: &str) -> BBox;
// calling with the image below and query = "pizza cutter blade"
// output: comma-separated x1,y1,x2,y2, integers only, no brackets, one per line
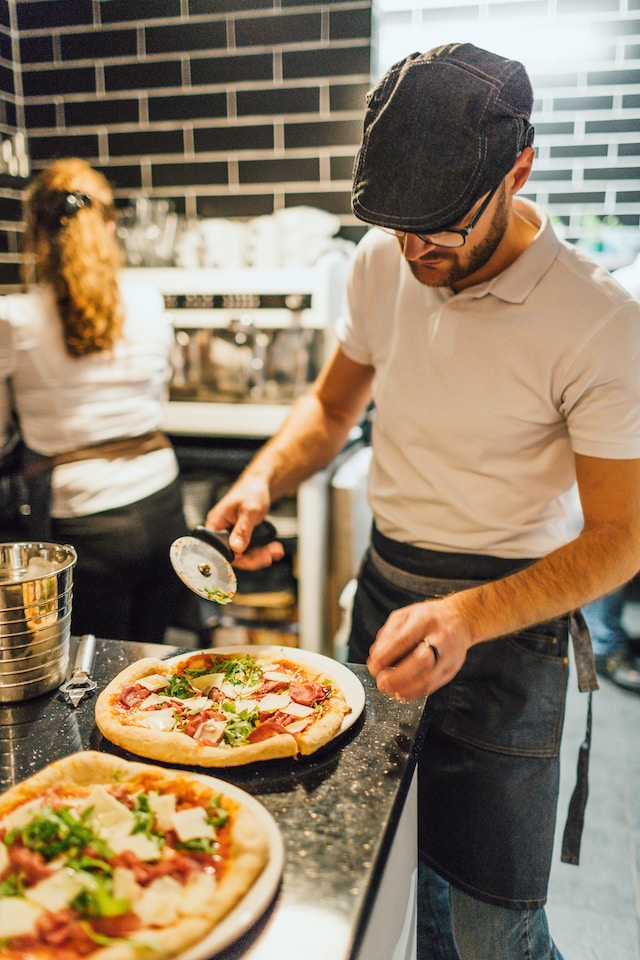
169,521,278,604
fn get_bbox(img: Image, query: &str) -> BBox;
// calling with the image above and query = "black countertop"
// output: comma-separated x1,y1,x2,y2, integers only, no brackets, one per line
0,637,429,960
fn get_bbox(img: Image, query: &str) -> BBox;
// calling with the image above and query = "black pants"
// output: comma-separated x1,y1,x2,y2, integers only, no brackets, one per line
52,478,193,643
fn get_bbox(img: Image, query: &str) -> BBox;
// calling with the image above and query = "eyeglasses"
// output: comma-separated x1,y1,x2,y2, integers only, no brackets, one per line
377,186,498,249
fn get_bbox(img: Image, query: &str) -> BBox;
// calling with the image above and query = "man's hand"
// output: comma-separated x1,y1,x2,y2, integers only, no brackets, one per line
367,595,473,701
205,476,285,570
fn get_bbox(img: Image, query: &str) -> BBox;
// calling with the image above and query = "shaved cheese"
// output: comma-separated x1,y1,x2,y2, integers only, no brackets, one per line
137,673,169,692
181,696,214,714
133,875,183,926
79,785,135,833
282,701,315,718
262,670,292,683
189,672,225,694
258,692,291,713
108,828,161,861
0,897,42,937
179,871,217,916
193,719,226,743
147,791,176,833
26,868,85,912
112,866,143,904
284,718,313,733
137,692,173,708
236,698,259,712
171,806,215,843
133,707,177,731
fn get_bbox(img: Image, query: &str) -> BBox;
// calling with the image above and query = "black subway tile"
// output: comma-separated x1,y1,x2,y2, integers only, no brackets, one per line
330,82,370,113
623,92,640,109
18,34,54,65
96,164,143,190
584,165,640,180
585,118,640,134
596,17,640,37
0,3,9,29
552,95,613,111
330,155,356,180
146,20,226,56
0,32,11,62
619,142,640,156
104,60,182,93
235,12,321,48
5,101,16,127
194,124,274,153
191,53,273,87
532,121,575,136
108,128,184,157
587,68,640,85
22,65,95,97
23,102,57,129
548,191,606,204
238,156,320,184
284,118,363,149
284,189,351,215
0,262,22,287
283,46,371,80
236,86,319,117
99,0,181,24
617,190,640,204
529,169,572,182
152,159,228,188
196,193,274,219
557,0,618,9
148,91,227,123
17,0,93,30
550,144,608,158
0,195,23,220
65,98,140,128
329,8,372,41
61,28,138,62
0,62,13,95
190,0,272,10
28,132,99,162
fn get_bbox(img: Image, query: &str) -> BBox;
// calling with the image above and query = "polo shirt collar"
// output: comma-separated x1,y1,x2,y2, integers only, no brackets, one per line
458,198,561,304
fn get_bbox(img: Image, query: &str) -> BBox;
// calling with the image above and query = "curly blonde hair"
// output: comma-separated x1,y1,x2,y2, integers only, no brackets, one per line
22,158,124,358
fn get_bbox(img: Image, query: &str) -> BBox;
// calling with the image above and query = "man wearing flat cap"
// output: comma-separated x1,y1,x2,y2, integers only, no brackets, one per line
207,44,640,959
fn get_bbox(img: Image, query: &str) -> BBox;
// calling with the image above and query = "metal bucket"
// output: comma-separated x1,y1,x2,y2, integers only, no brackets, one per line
0,542,77,702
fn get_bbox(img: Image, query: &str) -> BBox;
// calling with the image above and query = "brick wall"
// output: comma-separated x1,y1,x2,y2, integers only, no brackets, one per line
0,0,372,289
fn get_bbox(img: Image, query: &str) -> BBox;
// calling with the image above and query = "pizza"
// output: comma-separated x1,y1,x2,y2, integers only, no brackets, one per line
0,751,270,960
95,647,352,767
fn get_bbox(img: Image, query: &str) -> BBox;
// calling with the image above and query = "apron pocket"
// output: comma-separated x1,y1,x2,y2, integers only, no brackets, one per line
434,629,568,758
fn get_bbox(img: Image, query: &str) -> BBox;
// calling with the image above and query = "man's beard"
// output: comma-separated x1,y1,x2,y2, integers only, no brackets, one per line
406,185,509,288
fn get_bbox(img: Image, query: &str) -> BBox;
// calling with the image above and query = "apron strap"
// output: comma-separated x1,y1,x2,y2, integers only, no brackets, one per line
561,609,599,865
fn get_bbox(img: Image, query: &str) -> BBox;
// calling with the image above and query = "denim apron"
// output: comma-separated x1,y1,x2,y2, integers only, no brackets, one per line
347,525,598,910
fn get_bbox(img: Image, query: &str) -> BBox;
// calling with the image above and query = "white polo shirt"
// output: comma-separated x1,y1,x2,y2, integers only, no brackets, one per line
337,199,640,558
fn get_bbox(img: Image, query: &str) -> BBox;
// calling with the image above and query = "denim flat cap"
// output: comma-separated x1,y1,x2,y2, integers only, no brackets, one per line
351,43,534,233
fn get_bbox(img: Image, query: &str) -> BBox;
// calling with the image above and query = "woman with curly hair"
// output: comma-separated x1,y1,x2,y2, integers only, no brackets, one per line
0,158,192,643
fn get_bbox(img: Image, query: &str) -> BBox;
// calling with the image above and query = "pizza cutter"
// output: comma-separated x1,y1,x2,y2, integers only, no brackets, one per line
169,520,278,603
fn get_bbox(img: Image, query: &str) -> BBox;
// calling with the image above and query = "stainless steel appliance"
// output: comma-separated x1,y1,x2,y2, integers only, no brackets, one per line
123,255,351,654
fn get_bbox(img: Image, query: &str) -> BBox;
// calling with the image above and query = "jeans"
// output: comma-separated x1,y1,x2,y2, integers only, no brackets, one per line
582,588,629,658
418,862,565,960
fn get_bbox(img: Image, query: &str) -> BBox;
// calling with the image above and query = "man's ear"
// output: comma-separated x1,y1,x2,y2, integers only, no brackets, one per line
508,146,535,195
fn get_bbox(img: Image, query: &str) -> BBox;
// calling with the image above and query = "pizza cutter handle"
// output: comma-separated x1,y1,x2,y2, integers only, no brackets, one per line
192,519,278,563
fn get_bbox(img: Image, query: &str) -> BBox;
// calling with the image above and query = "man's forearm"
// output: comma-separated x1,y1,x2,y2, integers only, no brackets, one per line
239,390,358,502
451,521,640,646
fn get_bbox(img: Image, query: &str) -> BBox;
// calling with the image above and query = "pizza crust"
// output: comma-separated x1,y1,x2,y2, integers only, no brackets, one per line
95,650,351,767
0,751,270,960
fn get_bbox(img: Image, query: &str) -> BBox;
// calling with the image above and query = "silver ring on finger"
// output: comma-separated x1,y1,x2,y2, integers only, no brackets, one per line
422,638,440,664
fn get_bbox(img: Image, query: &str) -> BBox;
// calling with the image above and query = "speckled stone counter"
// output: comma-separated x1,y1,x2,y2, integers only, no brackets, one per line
0,637,429,960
